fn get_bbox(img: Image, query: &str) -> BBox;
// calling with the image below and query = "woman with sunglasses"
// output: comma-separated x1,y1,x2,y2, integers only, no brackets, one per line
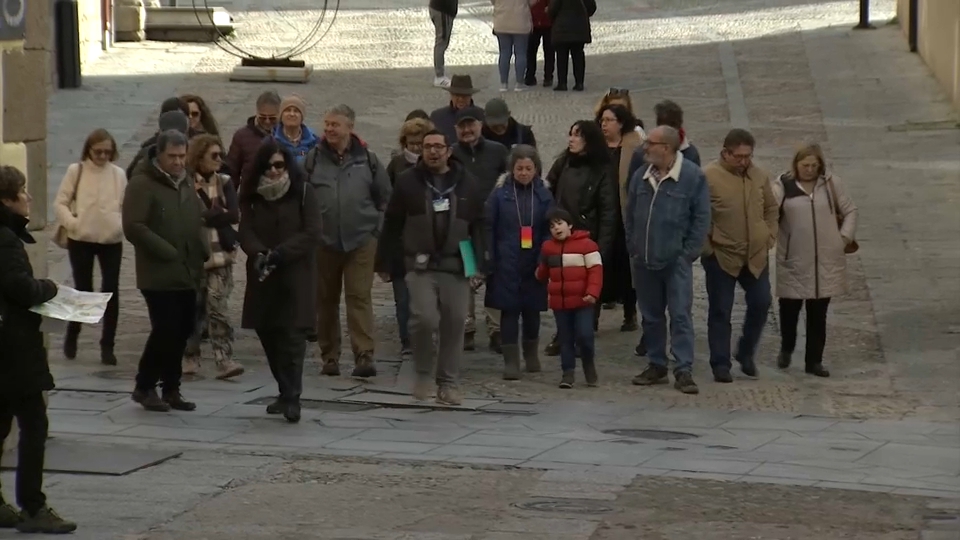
181,94,221,137
53,128,127,366
181,134,244,380
239,142,322,422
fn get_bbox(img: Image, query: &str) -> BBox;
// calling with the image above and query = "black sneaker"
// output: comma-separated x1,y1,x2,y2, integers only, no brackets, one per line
634,337,648,357
554,84,568,92
572,84,585,92
544,335,560,357
0,502,20,528
712,367,733,383
284,401,301,423
674,372,700,394
632,364,668,386
265,398,284,415
162,392,197,412
543,77,553,87
777,350,792,369
739,357,758,378
559,371,575,389
131,388,171,412
100,346,118,366
524,77,537,86
620,318,638,332
805,364,830,378
583,362,598,387
16,506,77,534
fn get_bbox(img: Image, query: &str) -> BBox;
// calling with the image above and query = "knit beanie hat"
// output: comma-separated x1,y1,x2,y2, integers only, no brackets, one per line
280,95,306,118
158,111,189,134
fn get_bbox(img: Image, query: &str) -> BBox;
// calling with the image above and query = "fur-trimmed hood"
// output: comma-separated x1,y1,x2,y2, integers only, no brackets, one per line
494,172,551,189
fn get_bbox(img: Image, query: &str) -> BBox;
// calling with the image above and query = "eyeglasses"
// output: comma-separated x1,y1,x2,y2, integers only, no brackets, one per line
607,87,630,96
189,111,201,118
643,140,669,148
91,149,112,157
209,151,222,161
268,161,287,171
423,144,448,152
725,149,753,161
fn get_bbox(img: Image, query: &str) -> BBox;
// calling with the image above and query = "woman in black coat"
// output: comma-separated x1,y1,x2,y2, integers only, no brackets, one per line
0,166,76,533
543,120,616,355
548,0,597,91
239,142,322,423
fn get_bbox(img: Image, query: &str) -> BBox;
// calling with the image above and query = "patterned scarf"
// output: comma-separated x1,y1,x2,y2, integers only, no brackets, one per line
257,173,291,201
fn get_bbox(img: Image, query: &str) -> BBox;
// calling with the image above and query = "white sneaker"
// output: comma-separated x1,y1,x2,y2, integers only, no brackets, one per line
514,84,527,92
499,84,509,92
434,76,451,88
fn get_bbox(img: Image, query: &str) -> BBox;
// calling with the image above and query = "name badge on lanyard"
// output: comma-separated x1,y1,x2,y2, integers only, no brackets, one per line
515,184,535,249
433,197,450,212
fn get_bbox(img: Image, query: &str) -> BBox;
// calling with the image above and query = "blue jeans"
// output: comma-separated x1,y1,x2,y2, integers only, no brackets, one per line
553,307,594,372
500,308,540,345
392,277,411,346
702,255,771,370
496,33,529,85
633,258,695,374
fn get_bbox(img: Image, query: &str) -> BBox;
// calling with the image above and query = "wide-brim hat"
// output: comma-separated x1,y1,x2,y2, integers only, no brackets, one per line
446,74,480,95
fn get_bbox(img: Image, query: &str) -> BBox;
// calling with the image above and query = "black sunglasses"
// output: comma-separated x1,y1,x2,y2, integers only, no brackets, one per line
268,160,287,171
607,87,630,96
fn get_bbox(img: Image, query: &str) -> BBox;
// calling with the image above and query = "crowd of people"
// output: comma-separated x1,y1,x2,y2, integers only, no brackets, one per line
0,76,860,532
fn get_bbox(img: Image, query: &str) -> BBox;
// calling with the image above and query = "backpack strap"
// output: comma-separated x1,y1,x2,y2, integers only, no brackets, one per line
304,147,319,177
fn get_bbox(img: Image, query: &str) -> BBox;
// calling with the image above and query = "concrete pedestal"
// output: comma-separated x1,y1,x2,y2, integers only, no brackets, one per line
145,6,234,42
230,65,314,83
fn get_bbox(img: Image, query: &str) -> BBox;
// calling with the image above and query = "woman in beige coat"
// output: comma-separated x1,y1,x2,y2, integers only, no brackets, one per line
493,0,536,91
53,128,127,366
771,142,857,377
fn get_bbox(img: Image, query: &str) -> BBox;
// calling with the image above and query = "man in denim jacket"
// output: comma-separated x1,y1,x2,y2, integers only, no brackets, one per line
624,126,710,395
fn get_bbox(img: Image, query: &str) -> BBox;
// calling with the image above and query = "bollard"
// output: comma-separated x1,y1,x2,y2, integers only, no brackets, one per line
54,0,83,89
853,0,876,30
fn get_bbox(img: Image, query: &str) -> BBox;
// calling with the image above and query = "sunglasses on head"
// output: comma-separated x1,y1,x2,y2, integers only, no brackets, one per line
189,110,201,118
607,87,630,96
268,160,287,171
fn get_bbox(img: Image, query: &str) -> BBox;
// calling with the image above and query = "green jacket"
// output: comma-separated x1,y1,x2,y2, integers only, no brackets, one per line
122,152,209,291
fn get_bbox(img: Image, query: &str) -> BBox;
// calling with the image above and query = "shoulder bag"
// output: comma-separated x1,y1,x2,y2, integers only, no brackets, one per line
53,163,84,249
826,176,858,254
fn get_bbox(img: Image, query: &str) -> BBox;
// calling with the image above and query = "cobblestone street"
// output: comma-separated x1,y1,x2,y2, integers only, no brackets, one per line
8,0,958,537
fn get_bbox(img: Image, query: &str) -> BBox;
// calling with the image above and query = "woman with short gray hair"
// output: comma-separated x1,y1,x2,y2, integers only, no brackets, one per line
484,144,554,380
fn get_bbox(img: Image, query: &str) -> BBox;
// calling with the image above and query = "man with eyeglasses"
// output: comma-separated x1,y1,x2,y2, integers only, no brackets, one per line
375,130,488,406
700,128,777,383
226,90,282,189
451,106,508,352
625,126,710,395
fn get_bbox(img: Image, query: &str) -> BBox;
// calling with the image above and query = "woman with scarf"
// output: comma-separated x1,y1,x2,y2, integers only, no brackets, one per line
239,142,322,422
382,117,435,358
181,134,244,380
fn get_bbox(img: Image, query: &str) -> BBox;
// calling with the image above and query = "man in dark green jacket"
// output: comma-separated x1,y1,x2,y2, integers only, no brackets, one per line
123,130,209,413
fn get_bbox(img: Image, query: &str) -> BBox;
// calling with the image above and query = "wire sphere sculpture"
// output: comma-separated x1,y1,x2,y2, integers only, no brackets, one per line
192,0,341,61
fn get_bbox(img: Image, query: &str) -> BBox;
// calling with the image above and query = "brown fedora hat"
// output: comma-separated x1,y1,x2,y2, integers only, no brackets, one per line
446,74,479,95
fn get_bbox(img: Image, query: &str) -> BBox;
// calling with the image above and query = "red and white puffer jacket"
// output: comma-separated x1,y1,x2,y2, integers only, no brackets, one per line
535,230,603,311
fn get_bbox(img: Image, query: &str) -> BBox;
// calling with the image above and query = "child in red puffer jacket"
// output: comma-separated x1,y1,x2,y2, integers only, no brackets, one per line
535,208,602,388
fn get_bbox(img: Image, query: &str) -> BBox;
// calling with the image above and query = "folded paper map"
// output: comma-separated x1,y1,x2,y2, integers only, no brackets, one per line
29,286,113,324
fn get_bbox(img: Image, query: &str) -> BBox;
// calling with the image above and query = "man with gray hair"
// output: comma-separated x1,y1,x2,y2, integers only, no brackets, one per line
226,90,282,188
624,125,710,395
123,130,209,413
304,104,392,379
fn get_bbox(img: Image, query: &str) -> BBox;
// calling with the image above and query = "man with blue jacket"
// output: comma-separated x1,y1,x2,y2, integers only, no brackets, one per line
625,126,710,395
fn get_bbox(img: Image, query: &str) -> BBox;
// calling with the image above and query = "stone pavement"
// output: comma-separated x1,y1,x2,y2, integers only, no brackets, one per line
16,0,959,536
42,0,959,421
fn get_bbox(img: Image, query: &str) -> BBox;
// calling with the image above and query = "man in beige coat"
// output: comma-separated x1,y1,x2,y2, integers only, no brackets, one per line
701,129,778,383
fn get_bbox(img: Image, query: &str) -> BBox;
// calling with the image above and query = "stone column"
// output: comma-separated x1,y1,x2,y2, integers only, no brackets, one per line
1,0,52,452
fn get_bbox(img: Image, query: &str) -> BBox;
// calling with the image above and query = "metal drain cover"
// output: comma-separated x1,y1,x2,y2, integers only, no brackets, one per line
514,498,614,515
602,429,699,440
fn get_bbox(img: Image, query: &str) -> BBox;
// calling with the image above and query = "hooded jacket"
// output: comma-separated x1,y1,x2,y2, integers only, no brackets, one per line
226,116,272,186
0,204,59,397
272,124,320,165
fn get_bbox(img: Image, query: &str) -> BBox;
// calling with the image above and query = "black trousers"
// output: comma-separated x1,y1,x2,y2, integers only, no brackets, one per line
66,240,122,347
525,27,554,82
779,298,831,367
135,289,197,393
0,392,48,514
555,42,585,86
257,327,307,402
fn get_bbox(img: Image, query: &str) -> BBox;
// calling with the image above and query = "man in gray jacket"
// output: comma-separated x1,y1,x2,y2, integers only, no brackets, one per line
451,106,508,352
305,104,392,379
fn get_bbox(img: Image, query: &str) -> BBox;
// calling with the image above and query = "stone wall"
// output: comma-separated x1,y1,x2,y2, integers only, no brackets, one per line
79,0,106,68
898,0,960,111
1,0,52,451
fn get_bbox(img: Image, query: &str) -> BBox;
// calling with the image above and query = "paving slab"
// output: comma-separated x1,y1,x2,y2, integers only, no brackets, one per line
337,391,498,411
533,440,663,468
351,427,475,444
324,438,442,455
428,444,547,461
453,433,569,451
115,424,239,443
1,440,181,475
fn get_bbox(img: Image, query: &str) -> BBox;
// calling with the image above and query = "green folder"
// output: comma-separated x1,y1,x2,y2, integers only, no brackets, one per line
459,240,477,277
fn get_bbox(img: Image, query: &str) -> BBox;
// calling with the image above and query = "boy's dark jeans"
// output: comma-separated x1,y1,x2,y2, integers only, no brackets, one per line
553,307,595,371
392,276,411,346
0,392,48,514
